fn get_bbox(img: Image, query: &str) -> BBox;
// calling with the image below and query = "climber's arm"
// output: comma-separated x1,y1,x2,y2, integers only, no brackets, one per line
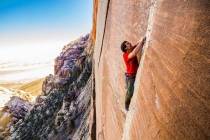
128,37,146,59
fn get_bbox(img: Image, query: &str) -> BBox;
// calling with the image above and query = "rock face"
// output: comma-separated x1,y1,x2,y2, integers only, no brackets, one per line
4,97,32,124
0,86,36,138
9,34,94,140
0,97,32,139
93,0,210,140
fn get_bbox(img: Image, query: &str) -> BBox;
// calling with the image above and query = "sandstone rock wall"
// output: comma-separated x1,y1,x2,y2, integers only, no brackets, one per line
91,0,98,43
93,0,210,140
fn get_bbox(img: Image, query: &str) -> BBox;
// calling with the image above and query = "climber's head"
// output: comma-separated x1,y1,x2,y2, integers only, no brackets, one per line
121,41,132,52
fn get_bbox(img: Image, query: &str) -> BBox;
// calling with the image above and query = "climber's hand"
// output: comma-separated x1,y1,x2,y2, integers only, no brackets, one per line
128,37,146,59
137,37,146,45
141,37,146,45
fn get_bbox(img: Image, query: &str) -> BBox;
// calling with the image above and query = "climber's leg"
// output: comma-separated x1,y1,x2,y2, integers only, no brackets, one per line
125,75,135,110
125,76,129,110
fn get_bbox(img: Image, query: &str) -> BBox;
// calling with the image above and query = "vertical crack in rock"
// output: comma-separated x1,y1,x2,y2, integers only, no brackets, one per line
122,1,158,140
98,0,110,66
94,0,210,139
90,70,96,140
93,0,111,139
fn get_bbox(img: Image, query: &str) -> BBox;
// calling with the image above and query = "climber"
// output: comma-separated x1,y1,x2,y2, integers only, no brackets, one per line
121,37,146,111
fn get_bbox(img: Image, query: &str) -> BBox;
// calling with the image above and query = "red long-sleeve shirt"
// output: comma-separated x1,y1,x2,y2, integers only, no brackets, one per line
123,52,139,76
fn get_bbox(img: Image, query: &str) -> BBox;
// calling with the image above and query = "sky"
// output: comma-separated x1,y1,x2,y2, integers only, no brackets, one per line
0,0,93,83
0,0,92,47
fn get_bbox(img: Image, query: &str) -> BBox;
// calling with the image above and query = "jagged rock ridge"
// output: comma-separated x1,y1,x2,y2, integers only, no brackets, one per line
9,34,94,140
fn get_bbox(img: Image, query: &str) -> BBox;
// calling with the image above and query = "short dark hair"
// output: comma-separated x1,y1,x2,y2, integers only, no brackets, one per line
121,41,128,52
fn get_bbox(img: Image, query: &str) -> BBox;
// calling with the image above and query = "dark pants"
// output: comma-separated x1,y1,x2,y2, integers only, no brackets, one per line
125,74,136,110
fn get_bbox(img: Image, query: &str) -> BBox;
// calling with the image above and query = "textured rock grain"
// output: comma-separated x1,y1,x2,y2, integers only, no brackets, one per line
93,0,210,140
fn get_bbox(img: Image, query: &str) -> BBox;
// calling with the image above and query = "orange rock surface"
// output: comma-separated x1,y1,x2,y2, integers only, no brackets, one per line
93,0,210,140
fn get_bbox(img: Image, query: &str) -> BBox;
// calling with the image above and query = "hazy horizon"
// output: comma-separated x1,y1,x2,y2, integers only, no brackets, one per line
0,0,92,83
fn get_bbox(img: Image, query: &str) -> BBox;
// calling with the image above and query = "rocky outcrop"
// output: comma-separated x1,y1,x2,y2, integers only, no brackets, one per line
0,97,32,139
9,34,94,140
93,0,210,140
0,86,36,138
4,97,32,125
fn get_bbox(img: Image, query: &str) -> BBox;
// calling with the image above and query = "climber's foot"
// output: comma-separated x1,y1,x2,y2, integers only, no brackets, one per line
121,108,127,117
125,107,129,111
125,104,129,111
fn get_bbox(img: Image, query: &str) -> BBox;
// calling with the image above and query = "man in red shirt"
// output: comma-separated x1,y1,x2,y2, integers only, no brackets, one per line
121,37,146,110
